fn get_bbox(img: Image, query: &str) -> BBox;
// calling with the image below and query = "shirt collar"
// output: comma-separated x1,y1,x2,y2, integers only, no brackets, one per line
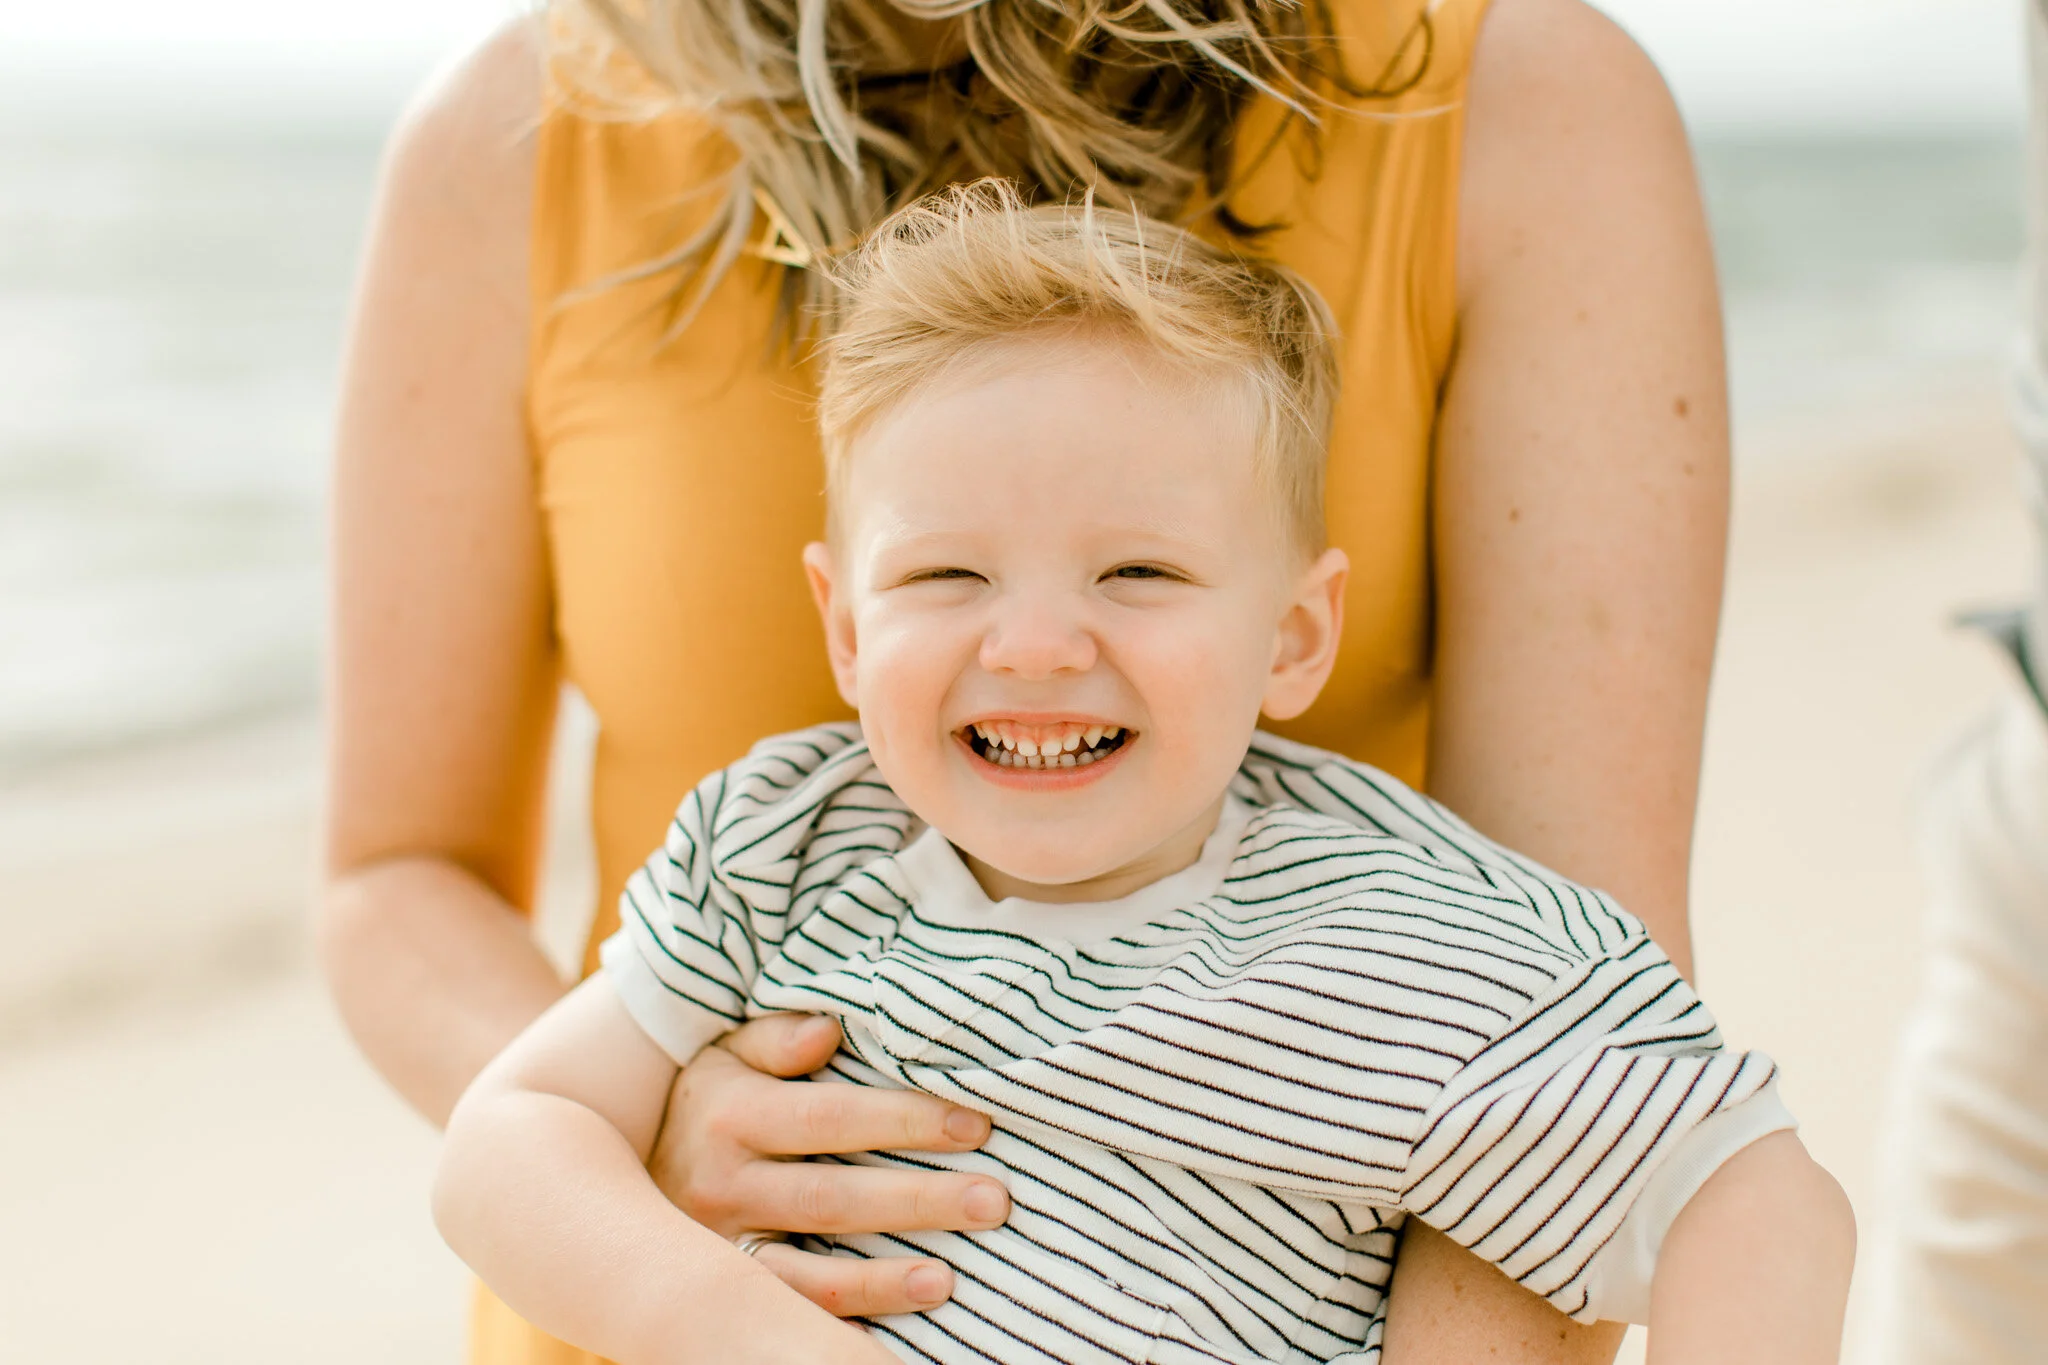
894,796,1253,942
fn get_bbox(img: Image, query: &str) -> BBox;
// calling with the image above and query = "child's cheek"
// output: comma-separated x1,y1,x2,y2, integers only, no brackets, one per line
1121,612,1258,741
852,611,967,774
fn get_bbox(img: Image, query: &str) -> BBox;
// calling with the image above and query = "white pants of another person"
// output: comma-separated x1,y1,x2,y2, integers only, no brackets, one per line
1863,698,2048,1362
1862,9,2048,1354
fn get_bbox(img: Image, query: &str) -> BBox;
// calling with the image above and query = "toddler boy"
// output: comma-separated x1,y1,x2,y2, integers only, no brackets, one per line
434,182,1853,1365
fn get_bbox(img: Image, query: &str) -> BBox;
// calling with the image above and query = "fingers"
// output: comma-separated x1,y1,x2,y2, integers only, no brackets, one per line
713,1017,994,1155
720,1012,844,1077
735,1161,1010,1236
652,1046,1002,1242
736,1067,992,1157
753,1242,957,1318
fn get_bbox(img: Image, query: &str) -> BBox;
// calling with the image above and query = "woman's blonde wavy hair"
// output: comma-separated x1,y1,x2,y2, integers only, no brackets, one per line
545,0,1435,336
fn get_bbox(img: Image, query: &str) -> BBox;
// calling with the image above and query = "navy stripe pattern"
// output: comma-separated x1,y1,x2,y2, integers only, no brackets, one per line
603,724,1777,1363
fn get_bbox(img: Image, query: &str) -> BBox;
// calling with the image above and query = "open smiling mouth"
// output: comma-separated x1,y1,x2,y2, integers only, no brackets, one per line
964,721,1133,771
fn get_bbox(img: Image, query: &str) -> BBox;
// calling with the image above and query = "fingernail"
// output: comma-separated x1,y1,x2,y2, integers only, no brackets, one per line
963,1181,1007,1224
943,1109,990,1145
906,1263,952,1306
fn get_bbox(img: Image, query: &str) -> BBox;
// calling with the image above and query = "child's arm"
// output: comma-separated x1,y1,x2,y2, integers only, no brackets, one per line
1647,1130,1855,1364
434,976,899,1365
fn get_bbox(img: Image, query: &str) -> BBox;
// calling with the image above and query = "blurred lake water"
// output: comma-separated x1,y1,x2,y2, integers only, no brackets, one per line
0,92,376,770
0,80,2026,772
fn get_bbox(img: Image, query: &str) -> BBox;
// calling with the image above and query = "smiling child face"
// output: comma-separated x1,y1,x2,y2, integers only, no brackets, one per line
804,328,1347,903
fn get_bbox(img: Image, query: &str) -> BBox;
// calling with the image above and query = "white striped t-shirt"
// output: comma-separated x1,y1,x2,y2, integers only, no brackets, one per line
601,724,1790,1364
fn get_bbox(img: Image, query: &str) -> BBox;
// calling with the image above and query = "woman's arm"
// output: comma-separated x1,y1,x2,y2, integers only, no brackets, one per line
321,20,567,1129
1431,0,1726,974
1386,0,1731,1359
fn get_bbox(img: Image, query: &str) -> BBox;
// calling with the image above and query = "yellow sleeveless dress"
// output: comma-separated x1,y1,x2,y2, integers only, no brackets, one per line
477,0,1489,1357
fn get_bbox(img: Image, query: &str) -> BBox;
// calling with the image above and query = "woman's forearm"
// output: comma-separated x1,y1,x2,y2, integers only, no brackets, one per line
1381,1223,1627,1364
318,854,568,1126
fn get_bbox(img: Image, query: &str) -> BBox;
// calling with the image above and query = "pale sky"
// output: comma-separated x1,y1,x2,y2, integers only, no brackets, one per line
0,0,2028,132
1599,0,2024,131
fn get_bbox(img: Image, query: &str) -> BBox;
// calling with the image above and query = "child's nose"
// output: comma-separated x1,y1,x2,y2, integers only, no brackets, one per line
978,596,1097,679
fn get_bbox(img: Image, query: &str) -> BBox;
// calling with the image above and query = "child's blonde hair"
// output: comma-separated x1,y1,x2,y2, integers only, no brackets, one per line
816,180,1340,554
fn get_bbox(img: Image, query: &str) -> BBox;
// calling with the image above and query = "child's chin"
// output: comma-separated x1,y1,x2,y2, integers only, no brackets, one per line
968,840,1126,889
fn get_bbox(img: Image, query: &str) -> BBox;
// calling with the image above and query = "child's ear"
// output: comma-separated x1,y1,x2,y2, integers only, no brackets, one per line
1262,547,1348,722
802,541,860,710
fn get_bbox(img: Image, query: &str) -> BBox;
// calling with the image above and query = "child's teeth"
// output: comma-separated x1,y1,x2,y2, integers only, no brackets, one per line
970,721,1130,768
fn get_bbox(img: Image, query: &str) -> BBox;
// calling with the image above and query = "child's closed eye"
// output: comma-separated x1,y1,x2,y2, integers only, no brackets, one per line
903,567,986,584
1101,563,1188,583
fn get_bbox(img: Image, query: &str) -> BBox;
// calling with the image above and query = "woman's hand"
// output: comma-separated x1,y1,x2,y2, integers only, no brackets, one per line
649,1013,1013,1317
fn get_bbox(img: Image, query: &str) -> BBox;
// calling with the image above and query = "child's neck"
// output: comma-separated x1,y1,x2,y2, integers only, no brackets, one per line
959,794,1228,905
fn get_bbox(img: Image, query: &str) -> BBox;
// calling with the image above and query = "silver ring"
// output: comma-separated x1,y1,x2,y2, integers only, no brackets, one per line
734,1231,786,1258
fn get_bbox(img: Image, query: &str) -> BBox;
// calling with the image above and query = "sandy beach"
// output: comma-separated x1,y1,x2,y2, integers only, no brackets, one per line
0,381,2029,1361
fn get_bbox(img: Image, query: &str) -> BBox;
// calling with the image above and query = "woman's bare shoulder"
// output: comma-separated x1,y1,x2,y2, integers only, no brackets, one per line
375,18,543,272
1458,0,1697,301
1466,0,1665,80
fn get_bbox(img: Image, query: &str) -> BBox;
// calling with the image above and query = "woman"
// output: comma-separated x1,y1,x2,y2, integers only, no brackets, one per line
321,0,1728,1359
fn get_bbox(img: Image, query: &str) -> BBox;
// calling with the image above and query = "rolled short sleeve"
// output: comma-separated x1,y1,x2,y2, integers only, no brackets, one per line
1398,936,1781,1322
600,770,764,1067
